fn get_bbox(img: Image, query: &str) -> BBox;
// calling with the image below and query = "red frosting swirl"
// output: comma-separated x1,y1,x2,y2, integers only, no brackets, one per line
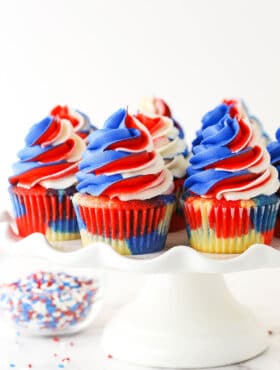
9,116,85,189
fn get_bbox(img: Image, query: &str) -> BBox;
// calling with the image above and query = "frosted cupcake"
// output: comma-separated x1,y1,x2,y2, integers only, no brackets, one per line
50,105,95,140
267,128,280,237
9,116,86,244
73,108,176,255
184,104,279,253
136,112,188,232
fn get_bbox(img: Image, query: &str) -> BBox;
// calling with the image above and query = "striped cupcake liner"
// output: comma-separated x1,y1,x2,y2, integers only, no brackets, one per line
274,194,280,237
169,178,186,233
274,216,280,238
73,194,175,255
184,196,279,254
9,186,80,244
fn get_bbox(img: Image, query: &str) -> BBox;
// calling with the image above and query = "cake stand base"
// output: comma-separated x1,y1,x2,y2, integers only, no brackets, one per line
102,273,267,368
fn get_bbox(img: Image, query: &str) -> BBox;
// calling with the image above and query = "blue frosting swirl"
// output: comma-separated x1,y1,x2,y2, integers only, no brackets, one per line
193,103,231,147
9,116,84,189
76,108,172,200
268,128,280,179
184,105,277,199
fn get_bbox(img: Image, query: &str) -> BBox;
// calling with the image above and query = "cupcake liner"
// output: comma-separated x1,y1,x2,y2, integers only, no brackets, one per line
274,213,280,238
169,178,186,233
9,186,80,243
184,195,279,254
73,194,176,255
273,191,280,237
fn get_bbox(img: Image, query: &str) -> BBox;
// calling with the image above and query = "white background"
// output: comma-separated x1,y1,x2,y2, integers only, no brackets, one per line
0,0,280,207
0,2,280,367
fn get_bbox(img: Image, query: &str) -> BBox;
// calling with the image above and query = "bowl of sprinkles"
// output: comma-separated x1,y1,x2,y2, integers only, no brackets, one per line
0,271,101,335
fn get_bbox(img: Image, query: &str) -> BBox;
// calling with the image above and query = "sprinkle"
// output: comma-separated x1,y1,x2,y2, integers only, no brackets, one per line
54,353,58,357
58,365,65,369
52,337,60,343
9,365,16,368
62,357,70,362
28,365,32,368
108,354,113,359
268,329,273,335
0,272,97,332
69,341,75,347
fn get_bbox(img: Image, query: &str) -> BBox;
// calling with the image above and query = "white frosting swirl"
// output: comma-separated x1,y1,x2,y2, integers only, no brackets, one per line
136,114,189,178
40,121,85,189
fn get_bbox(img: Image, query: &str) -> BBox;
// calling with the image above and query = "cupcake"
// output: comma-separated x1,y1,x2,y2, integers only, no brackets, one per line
267,128,280,237
9,115,86,244
136,112,189,232
184,103,280,253
50,105,95,140
73,108,176,255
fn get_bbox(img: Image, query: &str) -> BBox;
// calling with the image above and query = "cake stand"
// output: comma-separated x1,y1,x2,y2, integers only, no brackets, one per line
1,210,280,368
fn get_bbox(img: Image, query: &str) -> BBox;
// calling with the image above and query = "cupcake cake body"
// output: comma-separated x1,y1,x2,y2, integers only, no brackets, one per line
184,102,279,253
267,128,280,237
73,108,175,255
136,112,188,232
9,116,86,243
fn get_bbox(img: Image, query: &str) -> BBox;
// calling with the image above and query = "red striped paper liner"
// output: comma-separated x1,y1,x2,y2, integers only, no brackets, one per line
9,186,80,243
169,178,186,233
184,196,279,254
73,194,175,255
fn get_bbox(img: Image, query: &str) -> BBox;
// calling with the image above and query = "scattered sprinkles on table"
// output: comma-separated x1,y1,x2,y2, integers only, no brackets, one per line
0,271,98,332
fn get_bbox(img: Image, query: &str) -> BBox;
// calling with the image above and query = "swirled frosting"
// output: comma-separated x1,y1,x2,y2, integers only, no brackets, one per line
139,97,185,139
9,116,86,189
135,113,189,178
50,105,95,140
139,97,172,117
196,99,270,147
268,128,280,179
77,108,174,201
193,100,243,147
225,99,271,145
185,109,279,200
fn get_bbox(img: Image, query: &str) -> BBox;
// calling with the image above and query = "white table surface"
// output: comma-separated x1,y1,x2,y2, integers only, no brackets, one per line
0,269,280,370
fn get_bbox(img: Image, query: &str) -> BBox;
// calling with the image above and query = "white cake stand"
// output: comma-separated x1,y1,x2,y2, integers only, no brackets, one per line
1,210,280,368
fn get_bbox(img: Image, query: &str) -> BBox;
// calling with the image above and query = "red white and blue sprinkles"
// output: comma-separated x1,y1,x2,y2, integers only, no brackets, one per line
0,271,98,332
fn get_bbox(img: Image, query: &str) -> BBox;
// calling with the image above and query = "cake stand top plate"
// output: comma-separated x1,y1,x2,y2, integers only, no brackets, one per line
1,211,280,274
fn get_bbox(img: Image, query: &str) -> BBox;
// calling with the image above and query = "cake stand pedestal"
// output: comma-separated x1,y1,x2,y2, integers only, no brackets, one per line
102,272,266,368
1,215,280,368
